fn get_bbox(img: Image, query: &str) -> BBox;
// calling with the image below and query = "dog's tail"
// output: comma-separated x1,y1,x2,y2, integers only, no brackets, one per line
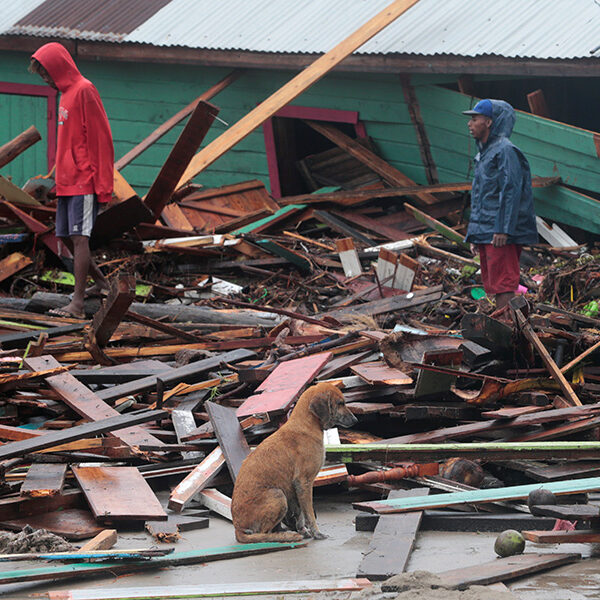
235,529,303,543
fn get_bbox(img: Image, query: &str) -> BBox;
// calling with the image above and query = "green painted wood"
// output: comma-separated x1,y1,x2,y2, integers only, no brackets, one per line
353,476,600,514
233,204,307,234
0,94,48,186
0,542,305,585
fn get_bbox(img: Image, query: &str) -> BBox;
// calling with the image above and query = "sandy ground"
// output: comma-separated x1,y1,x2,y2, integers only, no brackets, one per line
2,488,600,599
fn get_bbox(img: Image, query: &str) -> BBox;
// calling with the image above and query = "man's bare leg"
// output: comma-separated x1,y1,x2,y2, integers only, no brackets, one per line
85,259,110,297
56,235,91,318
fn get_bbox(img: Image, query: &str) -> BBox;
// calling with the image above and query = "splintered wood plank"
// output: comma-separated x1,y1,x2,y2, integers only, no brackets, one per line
176,0,420,188
351,361,412,386
145,519,181,543
47,578,372,600
20,463,67,497
168,447,225,512
206,401,250,481
434,553,580,590
0,424,45,441
357,488,429,580
24,355,164,448
0,252,32,283
0,541,305,586
0,508,103,540
72,466,167,522
0,410,165,462
236,352,332,418
353,476,600,514
318,350,374,380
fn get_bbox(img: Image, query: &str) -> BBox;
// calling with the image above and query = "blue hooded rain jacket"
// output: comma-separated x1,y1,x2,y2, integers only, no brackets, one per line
465,100,538,246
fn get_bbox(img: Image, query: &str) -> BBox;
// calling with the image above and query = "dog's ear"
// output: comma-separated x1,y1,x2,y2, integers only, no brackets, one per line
308,392,334,429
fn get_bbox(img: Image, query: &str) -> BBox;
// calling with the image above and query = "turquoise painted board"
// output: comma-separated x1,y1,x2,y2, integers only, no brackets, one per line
354,476,600,514
0,93,48,186
0,541,305,584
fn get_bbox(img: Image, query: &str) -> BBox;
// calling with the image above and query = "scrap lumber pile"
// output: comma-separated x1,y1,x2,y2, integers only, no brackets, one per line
2,53,600,595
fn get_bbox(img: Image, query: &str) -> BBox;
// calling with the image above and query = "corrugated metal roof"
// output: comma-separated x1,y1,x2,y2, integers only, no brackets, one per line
125,0,600,59
2,0,600,60
9,0,171,42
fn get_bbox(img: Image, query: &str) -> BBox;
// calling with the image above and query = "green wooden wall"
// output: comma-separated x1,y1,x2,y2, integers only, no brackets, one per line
0,49,599,233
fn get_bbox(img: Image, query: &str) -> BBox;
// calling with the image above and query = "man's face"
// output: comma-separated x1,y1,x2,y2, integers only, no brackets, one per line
30,59,58,90
468,114,492,141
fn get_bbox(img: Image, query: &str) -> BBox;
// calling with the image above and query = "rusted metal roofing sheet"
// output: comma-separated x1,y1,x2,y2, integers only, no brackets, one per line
2,0,600,60
9,0,171,42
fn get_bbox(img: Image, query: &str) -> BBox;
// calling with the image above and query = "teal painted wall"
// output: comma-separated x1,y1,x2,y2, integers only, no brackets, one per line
1,49,598,234
0,50,429,195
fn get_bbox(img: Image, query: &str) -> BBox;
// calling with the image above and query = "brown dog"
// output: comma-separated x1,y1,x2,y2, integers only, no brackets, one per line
232,382,357,543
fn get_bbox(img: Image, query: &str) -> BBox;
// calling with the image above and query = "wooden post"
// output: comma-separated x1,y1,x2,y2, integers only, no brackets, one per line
0,125,41,169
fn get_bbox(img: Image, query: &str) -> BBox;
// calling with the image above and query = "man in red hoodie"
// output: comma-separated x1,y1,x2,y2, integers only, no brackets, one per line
29,42,113,319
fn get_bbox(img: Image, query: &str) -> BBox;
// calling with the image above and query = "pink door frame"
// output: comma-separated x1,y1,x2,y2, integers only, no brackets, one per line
263,105,367,199
0,82,57,171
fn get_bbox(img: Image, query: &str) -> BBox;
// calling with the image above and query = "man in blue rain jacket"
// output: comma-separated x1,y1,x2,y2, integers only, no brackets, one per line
463,99,538,310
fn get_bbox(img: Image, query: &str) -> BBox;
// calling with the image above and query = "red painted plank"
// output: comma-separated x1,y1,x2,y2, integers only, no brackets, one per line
236,352,332,417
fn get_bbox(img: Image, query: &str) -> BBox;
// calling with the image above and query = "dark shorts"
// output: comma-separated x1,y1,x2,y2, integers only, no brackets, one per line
55,194,98,238
478,244,522,295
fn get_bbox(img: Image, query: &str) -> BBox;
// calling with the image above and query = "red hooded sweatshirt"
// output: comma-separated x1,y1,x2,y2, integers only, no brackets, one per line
32,43,113,203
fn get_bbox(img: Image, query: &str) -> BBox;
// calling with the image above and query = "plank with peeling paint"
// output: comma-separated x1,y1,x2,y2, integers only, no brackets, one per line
236,352,332,418
72,466,166,522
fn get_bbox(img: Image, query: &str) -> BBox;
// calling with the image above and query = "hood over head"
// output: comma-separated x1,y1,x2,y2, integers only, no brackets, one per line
489,99,515,139
32,43,82,92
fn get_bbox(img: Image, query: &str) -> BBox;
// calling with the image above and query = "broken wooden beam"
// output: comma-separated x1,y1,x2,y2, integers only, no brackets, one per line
144,100,218,219
0,125,41,169
96,348,255,403
0,409,166,461
91,275,136,347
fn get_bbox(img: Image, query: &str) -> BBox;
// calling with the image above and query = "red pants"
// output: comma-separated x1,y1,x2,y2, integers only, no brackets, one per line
478,244,522,295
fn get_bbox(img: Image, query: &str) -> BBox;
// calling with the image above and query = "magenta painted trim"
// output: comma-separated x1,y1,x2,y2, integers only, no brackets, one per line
0,81,58,172
263,105,365,199
274,105,359,124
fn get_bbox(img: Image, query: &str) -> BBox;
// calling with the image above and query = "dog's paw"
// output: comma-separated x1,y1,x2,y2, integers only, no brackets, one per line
312,530,328,540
